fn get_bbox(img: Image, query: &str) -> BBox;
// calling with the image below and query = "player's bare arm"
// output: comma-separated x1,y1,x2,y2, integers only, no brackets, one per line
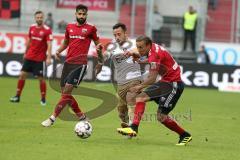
94,40,104,64
46,41,52,66
124,48,142,63
130,70,158,93
55,39,69,61
23,38,31,59
94,40,104,75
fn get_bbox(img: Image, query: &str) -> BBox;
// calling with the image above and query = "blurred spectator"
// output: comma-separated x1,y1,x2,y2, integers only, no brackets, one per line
208,0,218,10
58,20,67,33
197,45,210,64
152,4,164,45
182,6,198,52
44,13,54,29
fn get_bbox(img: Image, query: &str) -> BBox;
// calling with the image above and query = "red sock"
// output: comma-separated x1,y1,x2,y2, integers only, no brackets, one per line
132,102,146,126
16,79,25,97
161,116,185,135
40,80,46,100
54,94,72,117
69,96,84,118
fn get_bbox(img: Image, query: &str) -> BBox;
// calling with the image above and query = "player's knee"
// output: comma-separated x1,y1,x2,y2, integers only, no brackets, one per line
135,93,148,103
126,92,137,105
62,84,74,94
157,113,167,123
19,72,27,80
128,105,135,111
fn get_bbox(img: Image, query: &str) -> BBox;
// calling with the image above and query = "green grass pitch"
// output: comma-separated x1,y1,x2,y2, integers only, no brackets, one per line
0,77,239,160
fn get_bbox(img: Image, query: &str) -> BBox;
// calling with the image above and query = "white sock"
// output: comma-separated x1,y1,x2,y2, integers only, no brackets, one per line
50,115,56,122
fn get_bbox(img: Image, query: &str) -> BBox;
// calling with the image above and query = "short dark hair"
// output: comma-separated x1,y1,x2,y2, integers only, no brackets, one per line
34,10,43,16
136,35,152,45
76,4,88,12
112,23,127,32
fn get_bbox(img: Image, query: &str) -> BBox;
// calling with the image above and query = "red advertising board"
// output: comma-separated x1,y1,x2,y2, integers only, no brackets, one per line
56,0,115,11
0,32,111,56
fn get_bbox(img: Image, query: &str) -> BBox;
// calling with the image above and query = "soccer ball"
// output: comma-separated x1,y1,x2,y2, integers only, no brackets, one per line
74,121,93,139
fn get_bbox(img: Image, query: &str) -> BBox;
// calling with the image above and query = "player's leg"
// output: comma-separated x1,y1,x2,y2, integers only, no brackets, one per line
117,92,150,137
59,83,86,121
41,64,87,127
41,63,71,127
127,104,135,125
67,65,87,120
10,71,28,102
126,92,137,125
117,82,173,137
52,84,75,118
157,82,192,145
117,85,129,127
10,59,31,102
117,101,129,128
37,76,47,106
33,61,47,105
157,112,192,146
41,83,74,127
126,80,141,125
117,80,141,127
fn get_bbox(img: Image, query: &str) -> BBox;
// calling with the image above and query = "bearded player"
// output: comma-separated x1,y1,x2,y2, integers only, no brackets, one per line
41,4,103,127
10,11,52,105
104,23,142,128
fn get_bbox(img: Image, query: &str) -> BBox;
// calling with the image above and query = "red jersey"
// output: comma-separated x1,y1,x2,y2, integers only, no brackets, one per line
65,22,99,64
148,43,181,82
25,24,53,62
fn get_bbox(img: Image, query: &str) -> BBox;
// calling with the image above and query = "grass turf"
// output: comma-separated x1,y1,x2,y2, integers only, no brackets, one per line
0,77,239,160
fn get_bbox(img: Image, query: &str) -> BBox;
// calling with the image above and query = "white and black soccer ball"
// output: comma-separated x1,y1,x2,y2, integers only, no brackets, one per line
74,121,93,139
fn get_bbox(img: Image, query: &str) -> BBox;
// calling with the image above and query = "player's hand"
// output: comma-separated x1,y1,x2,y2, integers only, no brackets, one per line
55,50,61,61
95,63,103,76
130,85,142,93
123,51,133,57
46,57,52,66
96,43,103,51
132,57,140,63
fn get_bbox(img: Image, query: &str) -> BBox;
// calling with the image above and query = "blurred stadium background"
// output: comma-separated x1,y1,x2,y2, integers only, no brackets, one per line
0,0,240,91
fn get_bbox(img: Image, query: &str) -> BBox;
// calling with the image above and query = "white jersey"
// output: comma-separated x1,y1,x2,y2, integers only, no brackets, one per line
105,40,142,85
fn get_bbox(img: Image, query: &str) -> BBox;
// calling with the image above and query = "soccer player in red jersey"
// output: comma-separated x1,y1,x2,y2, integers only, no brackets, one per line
117,36,192,146
41,4,103,127
10,11,52,106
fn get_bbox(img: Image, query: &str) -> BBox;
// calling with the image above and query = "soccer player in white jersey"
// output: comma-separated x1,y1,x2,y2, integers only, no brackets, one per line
104,23,142,127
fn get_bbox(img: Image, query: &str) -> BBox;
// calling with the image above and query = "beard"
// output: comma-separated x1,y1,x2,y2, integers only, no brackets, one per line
76,17,86,24
36,20,43,26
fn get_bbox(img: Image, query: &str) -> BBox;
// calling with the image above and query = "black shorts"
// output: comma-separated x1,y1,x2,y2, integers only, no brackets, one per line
60,62,87,87
22,59,44,77
144,81,184,114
